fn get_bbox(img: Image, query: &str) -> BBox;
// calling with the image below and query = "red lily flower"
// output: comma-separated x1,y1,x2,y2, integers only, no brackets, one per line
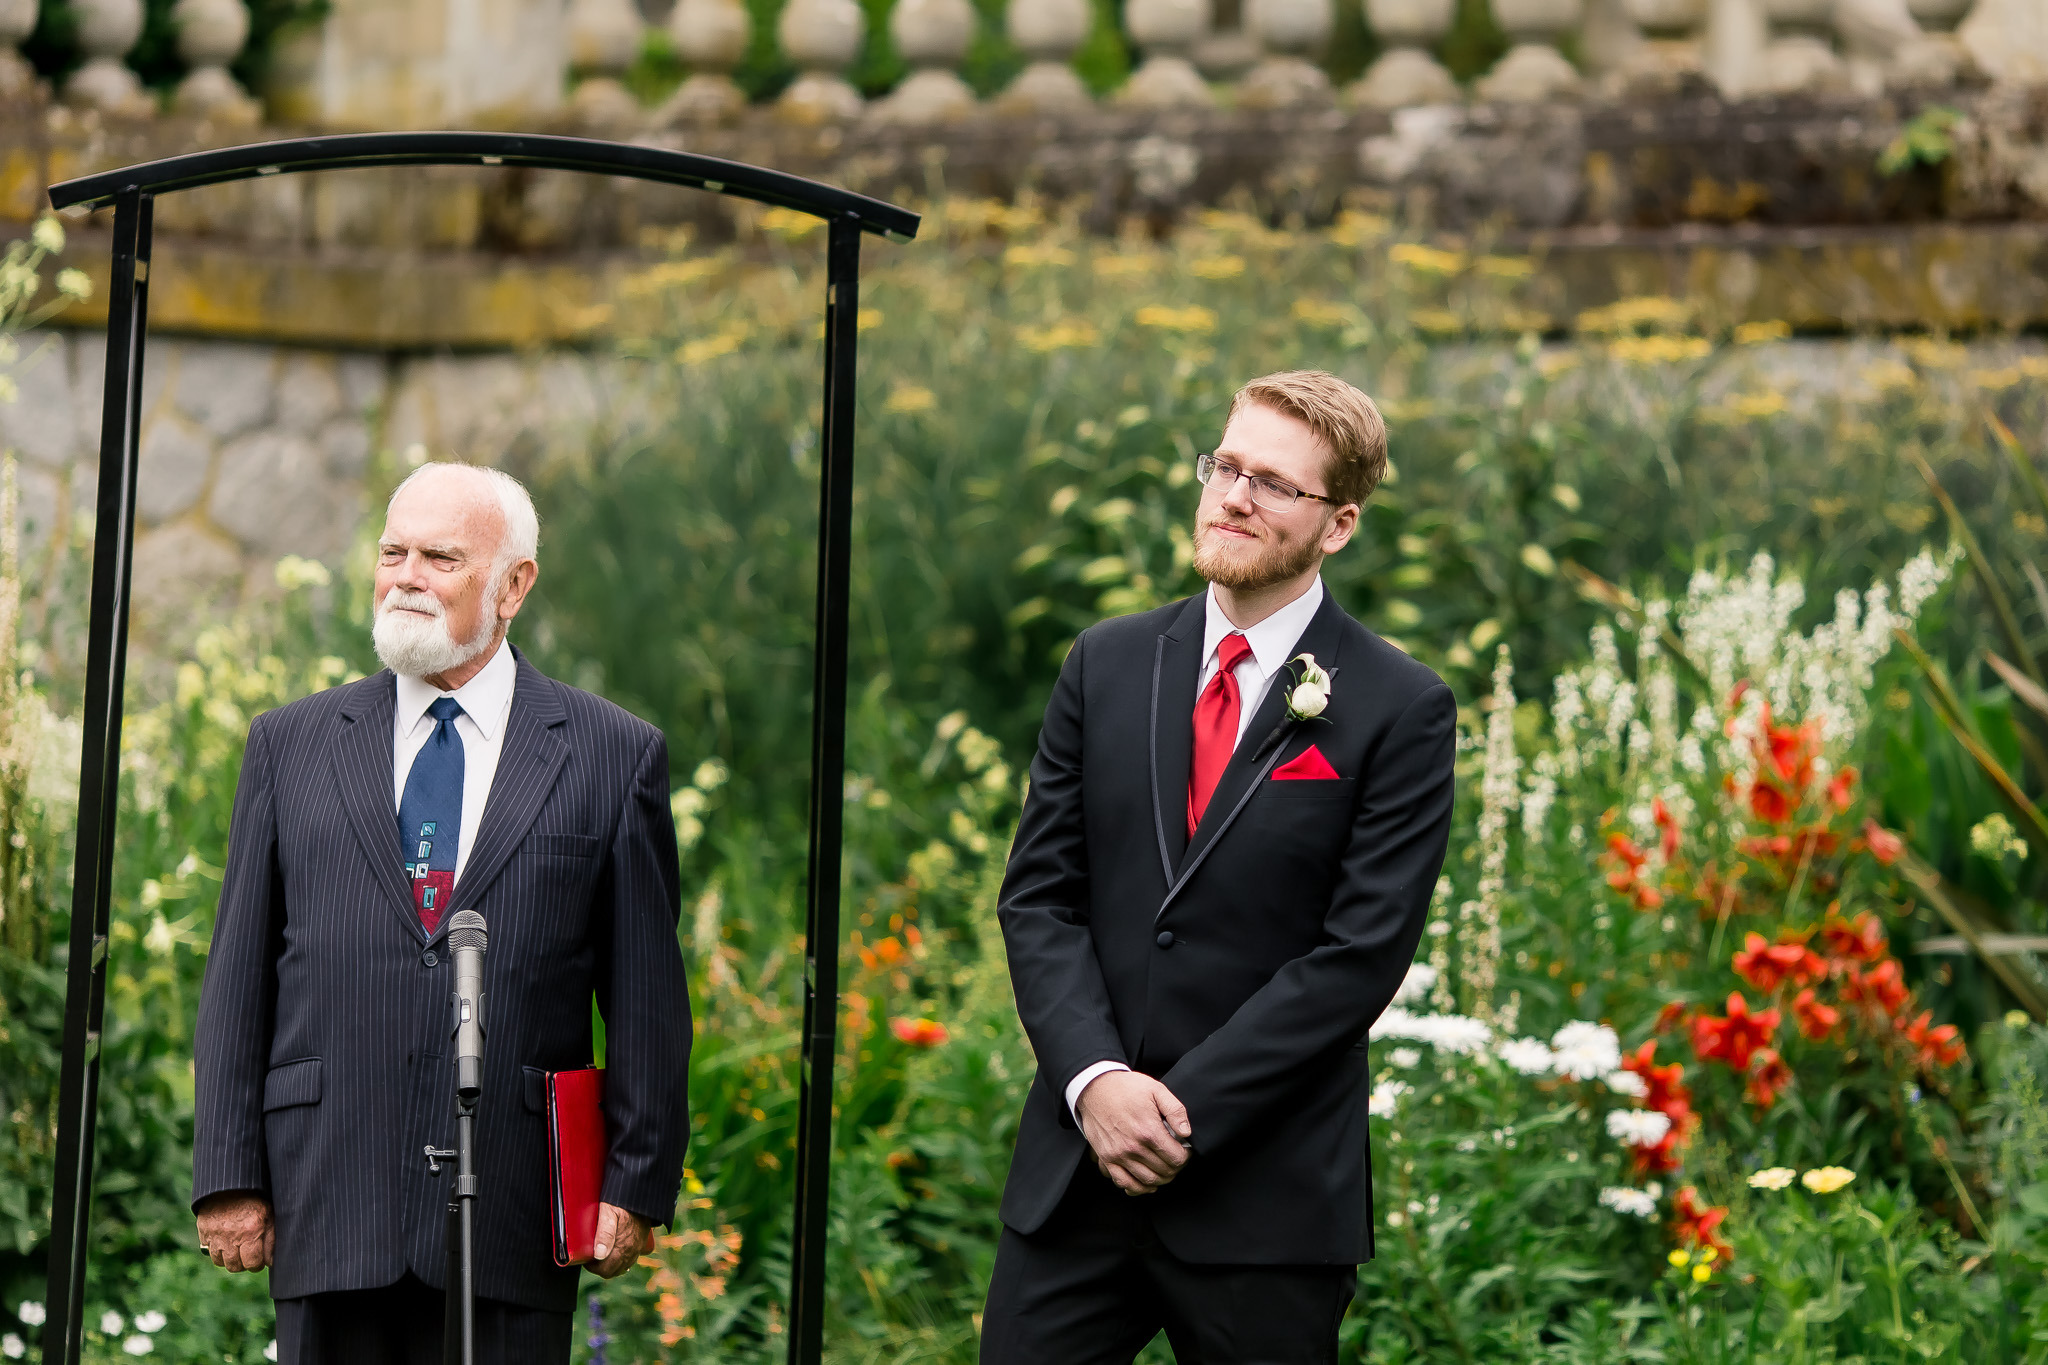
1821,909,1887,964
1672,1186,1734,1261
1841,959,1910,1018
1653,797,1681,863
1690,992,1781,1071
1745,1048,1793,1110
1899,1011,1966,1068
1731,931,1827,993
1792,988,1841,1040
889,1017,950,1048
1854,818,1904,866
1825,766,1856,811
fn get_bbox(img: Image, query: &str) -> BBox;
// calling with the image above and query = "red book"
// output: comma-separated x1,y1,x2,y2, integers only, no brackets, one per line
546,1067,607,1267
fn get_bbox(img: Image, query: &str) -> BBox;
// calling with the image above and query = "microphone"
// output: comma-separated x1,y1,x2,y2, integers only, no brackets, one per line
448,909,488,1100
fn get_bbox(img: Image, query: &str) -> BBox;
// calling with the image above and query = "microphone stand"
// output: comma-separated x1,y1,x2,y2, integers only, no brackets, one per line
429,909,489,1365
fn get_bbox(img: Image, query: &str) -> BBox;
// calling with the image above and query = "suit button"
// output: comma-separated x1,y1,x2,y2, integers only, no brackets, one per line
422,950,438,967
1155,931,1174,949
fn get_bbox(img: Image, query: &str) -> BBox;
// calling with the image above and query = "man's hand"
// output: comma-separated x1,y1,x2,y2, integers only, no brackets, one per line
588,1202,654,1279
196,1191,274,1272
1076,1070,1193,1196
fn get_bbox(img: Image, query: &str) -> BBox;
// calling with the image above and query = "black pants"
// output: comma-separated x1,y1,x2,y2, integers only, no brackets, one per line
980,1165,1357,1365
274,1272,572,1365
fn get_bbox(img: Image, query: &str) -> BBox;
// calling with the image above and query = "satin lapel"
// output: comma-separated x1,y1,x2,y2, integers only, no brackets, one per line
1160,591,1350,917
1150,598,1205,883
434,654,571,942
332,673,423,940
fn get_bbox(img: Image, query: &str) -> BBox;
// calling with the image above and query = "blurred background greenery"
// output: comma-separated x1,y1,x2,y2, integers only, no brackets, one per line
2,201,2047,1361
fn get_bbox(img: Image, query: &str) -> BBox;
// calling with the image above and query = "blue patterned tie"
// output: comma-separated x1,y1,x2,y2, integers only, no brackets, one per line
398,696,465,936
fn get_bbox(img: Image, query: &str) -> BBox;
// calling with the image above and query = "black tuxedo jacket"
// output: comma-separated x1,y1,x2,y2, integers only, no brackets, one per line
192,648,691,1312
997,590,1456,1264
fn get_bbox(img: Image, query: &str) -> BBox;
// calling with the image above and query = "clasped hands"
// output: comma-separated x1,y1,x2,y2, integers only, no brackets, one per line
1076,1070,1193,1196
194,1193,654,1279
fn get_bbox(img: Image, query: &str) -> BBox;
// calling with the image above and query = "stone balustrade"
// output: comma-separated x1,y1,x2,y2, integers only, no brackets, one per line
6,0,2045,132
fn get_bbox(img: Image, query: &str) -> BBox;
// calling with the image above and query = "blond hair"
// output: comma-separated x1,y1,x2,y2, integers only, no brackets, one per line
1226,371,1388,507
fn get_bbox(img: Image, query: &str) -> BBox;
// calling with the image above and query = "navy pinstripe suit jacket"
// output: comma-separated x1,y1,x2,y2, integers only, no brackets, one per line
192,647,692,1312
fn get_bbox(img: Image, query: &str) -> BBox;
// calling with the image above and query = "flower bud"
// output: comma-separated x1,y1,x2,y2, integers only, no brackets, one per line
1290,681,1328,718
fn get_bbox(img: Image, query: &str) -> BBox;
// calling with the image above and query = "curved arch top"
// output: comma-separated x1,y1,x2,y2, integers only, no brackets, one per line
47,129,921,242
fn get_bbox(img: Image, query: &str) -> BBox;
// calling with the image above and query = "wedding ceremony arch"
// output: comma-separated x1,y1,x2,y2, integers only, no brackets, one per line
41,132,920,1365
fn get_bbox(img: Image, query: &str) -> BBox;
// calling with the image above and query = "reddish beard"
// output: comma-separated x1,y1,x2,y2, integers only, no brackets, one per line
1190,513,1326,590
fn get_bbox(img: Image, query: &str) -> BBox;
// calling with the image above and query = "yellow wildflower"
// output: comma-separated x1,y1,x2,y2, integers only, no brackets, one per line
2019,356,2048,379
1668,1249,1691,1267
1607,335,1712,366
883,383,937,416
1409,308,1464,336
1093,253,1157,277
1746,1167,1796,1191
1904,337,1967,369
1801,1166,1855,1194
1691,1263,1712,1283
1733,319,1792,345
1970,366,2022,391
678,325,751,365
1017,321,1101,353
620,258,720,297
1724,390,1789,419
758,207,823,240
1576,296,1692,335
1136,305,1218,334
1191,254,1246,279
1478,255,1535,279
32,215,64,254
56,268,92,300
1861,359,1916,392
1292,298,1349,327
1328,211,1391,247
1004,243,1076,269
1388,242,1467,276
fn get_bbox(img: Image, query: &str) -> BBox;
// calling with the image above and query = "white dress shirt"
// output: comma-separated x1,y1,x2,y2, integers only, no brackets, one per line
392,640,517,886
1065,577,1327,1123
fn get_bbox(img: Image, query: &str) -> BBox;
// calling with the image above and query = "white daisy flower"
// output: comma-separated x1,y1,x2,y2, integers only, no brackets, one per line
1369,1080,1410,1118
134,1312,167,1334
2,1334,24,1360
1598,1186,1658,1218
123,1335,154,1356
1604,1070,1648,1098
1393,962,1439,1006
1605,1109,1673,1147
1496,1038,1554,1075
1551,1021,1622,1080
12,1305,39,1328
101,1313,125,1337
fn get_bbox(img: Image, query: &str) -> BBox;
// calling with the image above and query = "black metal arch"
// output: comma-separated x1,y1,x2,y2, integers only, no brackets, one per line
42,132,918,1365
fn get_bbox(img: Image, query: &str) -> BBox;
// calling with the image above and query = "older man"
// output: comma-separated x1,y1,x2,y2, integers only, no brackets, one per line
191,463,691,1365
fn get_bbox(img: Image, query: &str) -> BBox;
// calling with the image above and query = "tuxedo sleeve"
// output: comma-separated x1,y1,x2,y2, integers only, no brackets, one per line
1159,681,1456,1157
998,632,1127,1121
595,729,692,1226
192,713,285,1208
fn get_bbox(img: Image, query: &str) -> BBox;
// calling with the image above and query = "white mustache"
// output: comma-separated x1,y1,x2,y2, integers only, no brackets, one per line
379,588,445,619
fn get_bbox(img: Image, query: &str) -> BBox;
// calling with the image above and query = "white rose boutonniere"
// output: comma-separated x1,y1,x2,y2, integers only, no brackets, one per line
1285,653,1332,722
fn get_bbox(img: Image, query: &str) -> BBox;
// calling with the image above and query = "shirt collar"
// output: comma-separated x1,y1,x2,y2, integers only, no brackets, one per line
1202,576,1325,678
393,639,518,741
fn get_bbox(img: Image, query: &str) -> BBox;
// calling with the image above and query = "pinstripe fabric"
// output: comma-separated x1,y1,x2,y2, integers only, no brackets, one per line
192,648,692,1313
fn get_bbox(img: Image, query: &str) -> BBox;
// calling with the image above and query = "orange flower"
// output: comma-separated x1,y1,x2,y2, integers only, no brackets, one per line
1731,932,1826,994
1825,766,1856,811
1632,1127,1686,1176
1622,1039,1692,1119
874,936,905,966
1791,988,1840,1040
1653,797,1681,863
1821,909,1888,964
1745,1048,1793,1110
1855,818,1904,866
890,1017,950,1048
1672,1186,1734,1262
1690,992,1781,1071
1605,834,1664,909
1653,1001,1688,1035
1899,1010,1966,1068
1841,959,1910,1018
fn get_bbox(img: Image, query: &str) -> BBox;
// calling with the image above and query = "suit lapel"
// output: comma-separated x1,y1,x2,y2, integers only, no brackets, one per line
1159,590,1349,917
1149,597,1205,883
332,673,426,941
433,651,570,942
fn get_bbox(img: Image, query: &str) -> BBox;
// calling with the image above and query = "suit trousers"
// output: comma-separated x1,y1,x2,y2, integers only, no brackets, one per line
274,1273,572,1365
979,1165,1356,1365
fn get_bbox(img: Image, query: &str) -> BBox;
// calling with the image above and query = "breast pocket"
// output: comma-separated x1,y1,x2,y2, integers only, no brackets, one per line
1262,777,1358,802
520,833,600,859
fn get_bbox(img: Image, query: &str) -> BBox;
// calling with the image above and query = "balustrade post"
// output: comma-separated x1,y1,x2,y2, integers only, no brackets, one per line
997,0,1094,112
1475,0,1586,100
0,0,38,98
1239,0,1336,106
871,0,979,122
1754,0,1848,92
1349,0,1460,106
567,0,648,125
1195,1,1263,77
1837,0,1963,88
171,0,260,121
776,0,867,122
65,0,155,115
660,0,752,125
1120,0,1217,105
1608,0,1710,93
1958,0,2048,87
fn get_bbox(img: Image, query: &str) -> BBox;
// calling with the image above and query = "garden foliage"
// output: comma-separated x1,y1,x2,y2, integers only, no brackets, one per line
2,205,2047,1361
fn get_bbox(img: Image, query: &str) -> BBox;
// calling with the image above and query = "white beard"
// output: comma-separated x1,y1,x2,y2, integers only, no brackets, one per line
373,586,499,678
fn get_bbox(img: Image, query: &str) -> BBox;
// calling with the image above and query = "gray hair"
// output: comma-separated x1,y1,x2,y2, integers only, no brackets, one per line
388,461,540,584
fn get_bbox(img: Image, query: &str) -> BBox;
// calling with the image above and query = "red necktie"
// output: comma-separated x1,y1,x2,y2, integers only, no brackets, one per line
1189,632,1253,837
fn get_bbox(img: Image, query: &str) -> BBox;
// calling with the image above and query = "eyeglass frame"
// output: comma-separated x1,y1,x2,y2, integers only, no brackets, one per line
1193,451,1340,513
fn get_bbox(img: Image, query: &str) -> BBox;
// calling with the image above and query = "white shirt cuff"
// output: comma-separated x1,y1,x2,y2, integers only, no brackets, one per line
1065,1060,1131,1123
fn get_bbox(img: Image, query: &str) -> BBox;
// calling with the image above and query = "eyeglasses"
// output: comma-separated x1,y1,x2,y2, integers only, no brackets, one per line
1194,452,1337,513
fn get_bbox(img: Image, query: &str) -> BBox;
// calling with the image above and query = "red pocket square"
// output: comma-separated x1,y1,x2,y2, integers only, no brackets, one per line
1271,745,1340,781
